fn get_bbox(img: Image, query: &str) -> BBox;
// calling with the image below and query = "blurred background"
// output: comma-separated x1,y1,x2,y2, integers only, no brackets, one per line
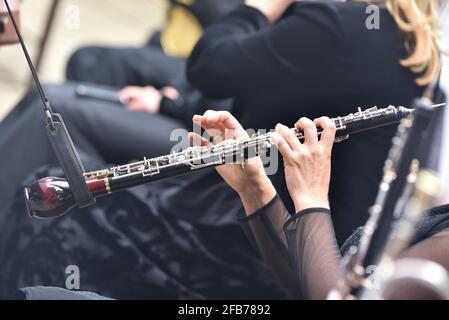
0,0,167,120
1,1,448,122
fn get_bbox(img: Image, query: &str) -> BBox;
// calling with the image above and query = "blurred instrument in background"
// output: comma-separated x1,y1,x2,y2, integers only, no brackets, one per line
0,0,19,45
374,170,449,300
330,98,449,300
76,85,129,105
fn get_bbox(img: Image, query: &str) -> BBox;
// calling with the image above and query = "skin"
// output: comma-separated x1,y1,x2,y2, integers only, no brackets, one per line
188,110,336,216
119,86,179,114
245,0,296,23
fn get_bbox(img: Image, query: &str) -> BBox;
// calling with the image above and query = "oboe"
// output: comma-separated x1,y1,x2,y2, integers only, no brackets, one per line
25,105,417,219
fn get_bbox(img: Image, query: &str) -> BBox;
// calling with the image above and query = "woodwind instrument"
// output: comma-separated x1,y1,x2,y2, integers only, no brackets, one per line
25,105,419,219
329,98,439,299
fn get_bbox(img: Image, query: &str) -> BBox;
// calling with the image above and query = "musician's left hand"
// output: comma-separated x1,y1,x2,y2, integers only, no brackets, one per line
189,110,277,214
274,117,336,212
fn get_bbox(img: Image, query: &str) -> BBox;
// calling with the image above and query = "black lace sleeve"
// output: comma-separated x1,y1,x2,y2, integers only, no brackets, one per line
238,195,343,300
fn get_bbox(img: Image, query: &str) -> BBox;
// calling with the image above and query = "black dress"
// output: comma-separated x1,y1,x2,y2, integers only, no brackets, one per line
187,2,427,244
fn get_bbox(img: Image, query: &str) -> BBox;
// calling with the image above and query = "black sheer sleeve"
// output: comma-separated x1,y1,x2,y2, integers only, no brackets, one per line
239,195,449,300
238,195,343,300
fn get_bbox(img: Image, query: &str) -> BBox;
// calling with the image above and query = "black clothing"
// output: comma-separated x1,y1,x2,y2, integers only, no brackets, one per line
66,42,232,126
238,195,449,300
0,166,285,300
0,85,280,299
188,2,427,243
340,203,449,256
170,0,244,29
66,46,185,89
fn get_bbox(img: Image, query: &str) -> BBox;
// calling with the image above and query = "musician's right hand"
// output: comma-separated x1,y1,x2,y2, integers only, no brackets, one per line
189,111,277,214
273,117,335,212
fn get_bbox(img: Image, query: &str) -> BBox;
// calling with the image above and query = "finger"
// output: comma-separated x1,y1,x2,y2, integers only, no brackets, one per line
203,110,246,140
314,117,337,149
196,111,223,142
119,86,140,97
192,114,214,131
214,111,245,132
188,132,209,147
272,132,295,160
276,123,302,151
295,117,318,145
160,86,179,100
127,100,143,110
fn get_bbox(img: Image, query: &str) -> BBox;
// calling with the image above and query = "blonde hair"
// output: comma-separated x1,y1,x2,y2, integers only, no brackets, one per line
360,0,443,86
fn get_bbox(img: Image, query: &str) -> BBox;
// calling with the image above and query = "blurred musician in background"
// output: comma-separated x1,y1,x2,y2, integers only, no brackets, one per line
0,0,244,207
67,0,243,87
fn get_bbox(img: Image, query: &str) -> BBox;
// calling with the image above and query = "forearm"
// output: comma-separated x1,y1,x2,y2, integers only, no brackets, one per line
238,177,277,215
290,212,342,299
237,193,302,298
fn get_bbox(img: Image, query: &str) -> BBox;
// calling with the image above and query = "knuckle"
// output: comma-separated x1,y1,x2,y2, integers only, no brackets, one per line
302,117,314,126
299,149,309,158
310,147,320,156
294,153,302,162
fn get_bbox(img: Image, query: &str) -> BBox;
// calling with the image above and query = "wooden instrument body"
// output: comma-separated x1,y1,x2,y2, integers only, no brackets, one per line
0,0,20,45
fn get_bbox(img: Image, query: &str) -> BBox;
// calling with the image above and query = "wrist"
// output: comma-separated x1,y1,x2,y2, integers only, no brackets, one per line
238,177,277,214
293,196,330,213
238,174,272,195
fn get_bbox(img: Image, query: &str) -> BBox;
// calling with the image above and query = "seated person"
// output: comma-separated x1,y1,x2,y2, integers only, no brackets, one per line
192,110,449,300
67,0,244,87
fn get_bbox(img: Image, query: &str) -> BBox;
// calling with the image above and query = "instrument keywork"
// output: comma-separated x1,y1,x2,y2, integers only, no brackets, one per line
25,105,417,219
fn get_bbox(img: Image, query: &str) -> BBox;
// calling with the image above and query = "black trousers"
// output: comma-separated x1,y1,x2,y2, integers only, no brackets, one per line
66,45,186,88
0,83,187,208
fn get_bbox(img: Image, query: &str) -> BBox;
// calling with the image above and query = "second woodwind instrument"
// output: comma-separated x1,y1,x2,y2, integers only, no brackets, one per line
330,98,437,299
25,105,422,219
372,170,449,300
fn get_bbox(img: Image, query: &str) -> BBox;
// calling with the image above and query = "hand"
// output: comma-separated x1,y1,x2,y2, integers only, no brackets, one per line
189,110,276,213
119,86,162,113
245,0,295,23
273,117,336,212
